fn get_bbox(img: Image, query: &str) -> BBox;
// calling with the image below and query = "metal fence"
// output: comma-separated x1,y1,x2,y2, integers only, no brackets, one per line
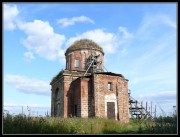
3,105,51,117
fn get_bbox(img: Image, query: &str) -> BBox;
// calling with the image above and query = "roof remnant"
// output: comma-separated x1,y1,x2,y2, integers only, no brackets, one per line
65,39,104,55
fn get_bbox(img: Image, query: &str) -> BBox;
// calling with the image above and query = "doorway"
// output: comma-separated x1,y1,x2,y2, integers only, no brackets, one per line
107,102,115,119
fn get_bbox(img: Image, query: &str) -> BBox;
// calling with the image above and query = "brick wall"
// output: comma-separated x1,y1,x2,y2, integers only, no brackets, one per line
67,77,93,118
64,75,79,118
66,49,104,71
93,73,129,123
51,77,64,117
51,70,129,123
80,78,94,117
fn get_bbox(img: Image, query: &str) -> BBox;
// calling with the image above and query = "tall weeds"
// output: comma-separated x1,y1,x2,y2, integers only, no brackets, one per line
3,114,177,134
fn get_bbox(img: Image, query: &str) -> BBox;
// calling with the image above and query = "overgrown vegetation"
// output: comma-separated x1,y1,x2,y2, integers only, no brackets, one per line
3,114,177,134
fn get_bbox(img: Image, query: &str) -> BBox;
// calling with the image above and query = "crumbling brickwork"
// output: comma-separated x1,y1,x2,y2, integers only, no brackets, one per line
50,39,129,123
93,73,129,122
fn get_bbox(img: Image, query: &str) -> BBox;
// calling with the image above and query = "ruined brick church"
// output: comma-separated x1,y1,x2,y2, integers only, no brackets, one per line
50,39,129,123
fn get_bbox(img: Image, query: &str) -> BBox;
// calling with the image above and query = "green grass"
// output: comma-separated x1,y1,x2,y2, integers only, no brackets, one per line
3,114,177,134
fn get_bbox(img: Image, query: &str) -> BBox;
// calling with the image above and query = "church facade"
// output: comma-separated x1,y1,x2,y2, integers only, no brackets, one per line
50,39,129,123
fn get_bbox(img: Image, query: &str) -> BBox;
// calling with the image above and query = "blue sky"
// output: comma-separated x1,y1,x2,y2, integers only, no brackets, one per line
3,3,177,116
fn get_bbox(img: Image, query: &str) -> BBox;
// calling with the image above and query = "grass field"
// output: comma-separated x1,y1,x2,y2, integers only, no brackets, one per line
3,114,177,134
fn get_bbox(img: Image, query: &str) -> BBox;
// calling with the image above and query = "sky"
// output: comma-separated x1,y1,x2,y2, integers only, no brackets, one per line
3,2,177,117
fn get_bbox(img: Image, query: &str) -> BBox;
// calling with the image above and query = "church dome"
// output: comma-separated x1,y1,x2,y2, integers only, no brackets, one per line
65,39,104,56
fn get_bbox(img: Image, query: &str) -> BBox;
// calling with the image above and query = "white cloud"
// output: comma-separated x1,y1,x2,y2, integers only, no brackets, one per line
157,14,176,29
66,27,132,54
3,4,131,62
3,4,19,30
133,90,177,116
66,29,117,54
57,16,94,27
137,90,176,101
118,13,177,116
24,51,35,61
118,26,133,40
137,14,176,38
17,20,66,62
123,13,176,86
5,74,51,96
